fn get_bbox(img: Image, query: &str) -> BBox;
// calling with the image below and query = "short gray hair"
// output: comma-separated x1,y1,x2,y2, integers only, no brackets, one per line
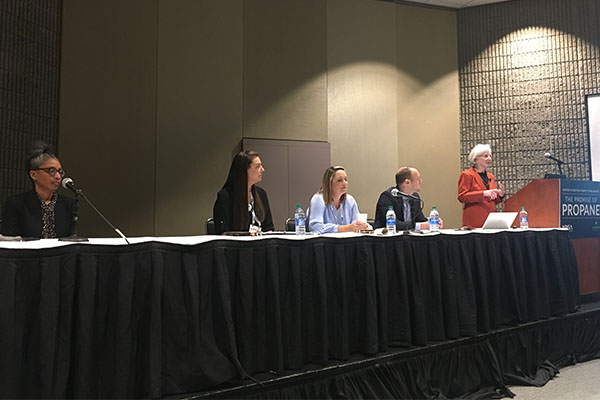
468,144,492,165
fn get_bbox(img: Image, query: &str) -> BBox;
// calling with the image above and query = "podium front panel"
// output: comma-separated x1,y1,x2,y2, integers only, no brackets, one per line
559,179,600,239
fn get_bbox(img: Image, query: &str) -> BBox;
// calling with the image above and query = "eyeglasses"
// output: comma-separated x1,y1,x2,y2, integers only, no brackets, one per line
34,167,65,177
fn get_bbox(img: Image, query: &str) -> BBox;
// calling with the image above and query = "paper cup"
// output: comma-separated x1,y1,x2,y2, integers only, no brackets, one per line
356,213,368,223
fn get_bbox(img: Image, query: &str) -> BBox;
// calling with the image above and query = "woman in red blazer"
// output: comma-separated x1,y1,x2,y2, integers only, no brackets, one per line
457,144,505,228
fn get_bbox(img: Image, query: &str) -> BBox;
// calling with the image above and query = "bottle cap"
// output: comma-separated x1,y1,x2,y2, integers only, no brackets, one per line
297,204,301,208
521,206,525,210
388,205,393,210
432,206,437,210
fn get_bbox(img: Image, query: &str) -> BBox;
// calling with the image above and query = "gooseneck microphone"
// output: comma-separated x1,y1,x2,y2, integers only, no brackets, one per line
391,188,419,201
61,177,82,194
544,152,564,165
60,177,85,241
61,177,130,244
391,187,425,212
544,152,565,177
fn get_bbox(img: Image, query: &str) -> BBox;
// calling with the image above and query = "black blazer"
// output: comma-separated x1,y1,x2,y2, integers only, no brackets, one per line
374,187,427,230
1,190,76,238
213,185,274,234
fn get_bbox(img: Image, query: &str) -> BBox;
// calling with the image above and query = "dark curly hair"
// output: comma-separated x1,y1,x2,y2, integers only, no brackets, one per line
26,141,58,171
25,141,59,184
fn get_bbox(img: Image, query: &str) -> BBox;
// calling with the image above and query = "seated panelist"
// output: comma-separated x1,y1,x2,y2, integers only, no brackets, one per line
374,167,442,230
1,141,76,238
213,150,274,234
308,166,369,234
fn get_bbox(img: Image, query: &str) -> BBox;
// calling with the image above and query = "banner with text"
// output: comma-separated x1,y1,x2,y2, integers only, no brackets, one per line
560,180,600,238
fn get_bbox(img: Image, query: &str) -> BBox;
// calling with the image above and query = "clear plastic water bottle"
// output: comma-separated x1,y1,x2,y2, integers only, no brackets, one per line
519,206,528,229
295,204,306,235
385,205,396,234
429,206,440,231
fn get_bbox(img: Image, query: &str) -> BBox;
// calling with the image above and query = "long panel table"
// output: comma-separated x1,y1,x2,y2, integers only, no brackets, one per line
0,229,580,398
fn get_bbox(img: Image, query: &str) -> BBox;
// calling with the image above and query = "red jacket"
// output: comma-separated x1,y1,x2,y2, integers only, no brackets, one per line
457,167,502,228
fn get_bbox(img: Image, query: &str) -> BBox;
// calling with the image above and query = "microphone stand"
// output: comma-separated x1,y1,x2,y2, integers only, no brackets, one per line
82,190,130,244
557,159,565,176
392,189,425,210
60,187,130,244
61,192,88,242
413,196,425,210
545,157,566,179
391,189,425,233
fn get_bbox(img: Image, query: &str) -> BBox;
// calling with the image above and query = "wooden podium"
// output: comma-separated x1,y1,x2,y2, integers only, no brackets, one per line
504,179,561,227
504,179,600,295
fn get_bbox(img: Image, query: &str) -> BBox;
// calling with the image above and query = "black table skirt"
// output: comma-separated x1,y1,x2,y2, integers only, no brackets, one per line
0,230,580,398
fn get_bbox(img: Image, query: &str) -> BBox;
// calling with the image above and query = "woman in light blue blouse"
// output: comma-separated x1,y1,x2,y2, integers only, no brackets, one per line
308,166,369,234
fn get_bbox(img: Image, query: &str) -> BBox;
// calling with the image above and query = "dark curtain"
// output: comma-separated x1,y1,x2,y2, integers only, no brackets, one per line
240,311,600,399
0,230,580,398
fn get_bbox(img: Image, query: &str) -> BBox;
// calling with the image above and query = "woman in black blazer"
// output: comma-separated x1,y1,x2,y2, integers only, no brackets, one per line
1,141,75,238
213,150,274,234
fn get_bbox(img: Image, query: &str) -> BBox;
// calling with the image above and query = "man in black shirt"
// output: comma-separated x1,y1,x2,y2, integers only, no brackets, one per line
374,167,442,231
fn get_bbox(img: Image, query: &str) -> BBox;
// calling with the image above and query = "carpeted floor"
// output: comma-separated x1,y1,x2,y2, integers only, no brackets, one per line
510,358,600,399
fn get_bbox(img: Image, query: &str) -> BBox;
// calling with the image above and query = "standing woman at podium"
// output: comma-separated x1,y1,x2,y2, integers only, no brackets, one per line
457,144,505,228
1,141,76,238
213,150,274,234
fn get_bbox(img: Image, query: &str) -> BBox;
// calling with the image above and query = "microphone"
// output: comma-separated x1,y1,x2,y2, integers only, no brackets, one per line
60,177,130,244
61,177,82,194
544,152,566,178
544,152,564,165
391,188,419,201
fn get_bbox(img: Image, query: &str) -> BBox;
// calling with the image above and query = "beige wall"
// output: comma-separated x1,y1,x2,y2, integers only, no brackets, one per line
397,6,462,228
59,0,461,236
327,0,399,218
154,0,243,235
243,0,327,142
59,0,158,237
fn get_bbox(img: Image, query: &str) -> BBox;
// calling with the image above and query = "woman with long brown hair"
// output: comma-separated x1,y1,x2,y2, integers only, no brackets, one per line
213,150,274,234
308,166,368,234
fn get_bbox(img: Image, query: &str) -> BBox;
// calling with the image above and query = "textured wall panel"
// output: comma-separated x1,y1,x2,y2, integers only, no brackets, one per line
0,0,62,207
458,0,600,200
